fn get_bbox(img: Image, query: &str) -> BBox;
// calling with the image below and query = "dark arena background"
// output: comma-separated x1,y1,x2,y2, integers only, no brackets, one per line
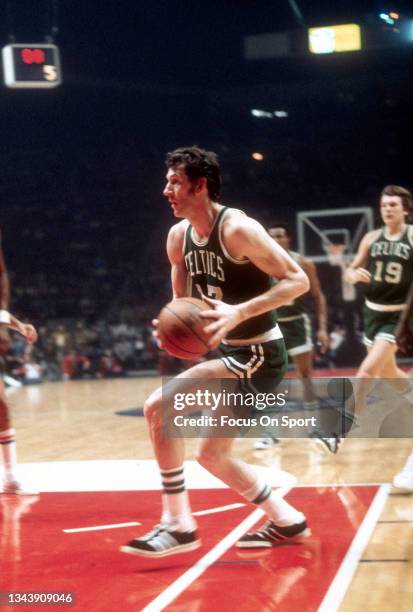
0,2,412,611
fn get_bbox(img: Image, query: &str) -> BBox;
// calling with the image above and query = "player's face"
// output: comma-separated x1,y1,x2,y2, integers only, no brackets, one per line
163,166,197,217
268,227,290,250
380,195,407,226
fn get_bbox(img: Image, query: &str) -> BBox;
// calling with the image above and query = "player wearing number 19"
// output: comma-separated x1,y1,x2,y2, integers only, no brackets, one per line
344,185,413,381
121,146,310,558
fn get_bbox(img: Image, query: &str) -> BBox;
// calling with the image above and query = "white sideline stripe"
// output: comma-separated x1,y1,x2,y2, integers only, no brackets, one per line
63,521,141,533
318,483,391,612
193,502,245,516
141,484,291,612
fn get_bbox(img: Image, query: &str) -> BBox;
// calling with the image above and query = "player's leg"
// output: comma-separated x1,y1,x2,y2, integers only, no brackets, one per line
0,379,20,493
219,339,310,547
352,340,408,436
291,345,343,454
196,434,309,548
0,375,38,495
122,339,308,555
292,350,319,409
393,449,413,490
254,317,311,449
378,348,408,379
357,340,400,378
121,358,238,557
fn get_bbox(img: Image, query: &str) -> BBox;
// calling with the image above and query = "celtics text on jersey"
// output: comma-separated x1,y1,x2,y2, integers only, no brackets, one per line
184,207,278,341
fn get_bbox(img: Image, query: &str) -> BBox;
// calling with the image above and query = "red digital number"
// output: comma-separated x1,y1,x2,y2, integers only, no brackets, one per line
21,48,46,65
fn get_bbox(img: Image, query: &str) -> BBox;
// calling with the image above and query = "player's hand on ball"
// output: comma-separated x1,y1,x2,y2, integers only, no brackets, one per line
200,295,244,349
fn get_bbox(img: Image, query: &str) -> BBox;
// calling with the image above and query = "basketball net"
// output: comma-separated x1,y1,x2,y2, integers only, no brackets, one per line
322,243,356,302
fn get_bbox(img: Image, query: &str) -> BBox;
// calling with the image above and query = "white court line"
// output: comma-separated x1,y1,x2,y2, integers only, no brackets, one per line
64,505,244,533
318,483,391,612
296,482,388,488
63,521,141,533
141,485,291,612
193,502,245,516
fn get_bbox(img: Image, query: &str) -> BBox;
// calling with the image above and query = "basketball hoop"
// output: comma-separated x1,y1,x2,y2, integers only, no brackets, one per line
323,243,346,267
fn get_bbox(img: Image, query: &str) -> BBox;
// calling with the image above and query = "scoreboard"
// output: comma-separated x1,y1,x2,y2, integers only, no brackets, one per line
2,43,62,89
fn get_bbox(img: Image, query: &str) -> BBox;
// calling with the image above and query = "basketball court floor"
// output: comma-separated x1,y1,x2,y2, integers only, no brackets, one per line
1,375,412,611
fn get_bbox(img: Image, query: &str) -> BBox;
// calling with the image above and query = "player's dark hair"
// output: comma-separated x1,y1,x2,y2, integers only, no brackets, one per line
166,146,221,201
381,185,413,220
268,222,291,237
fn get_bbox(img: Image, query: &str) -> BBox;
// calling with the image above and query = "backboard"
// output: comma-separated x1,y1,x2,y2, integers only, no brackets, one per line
297,207,374,263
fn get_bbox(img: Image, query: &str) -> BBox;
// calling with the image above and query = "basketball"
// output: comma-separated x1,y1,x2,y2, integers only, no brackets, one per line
157,297,212,360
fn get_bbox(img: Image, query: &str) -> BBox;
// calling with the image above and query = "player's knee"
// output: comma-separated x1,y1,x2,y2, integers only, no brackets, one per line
143,395,161,424
357,368,375,379
195,446,227,471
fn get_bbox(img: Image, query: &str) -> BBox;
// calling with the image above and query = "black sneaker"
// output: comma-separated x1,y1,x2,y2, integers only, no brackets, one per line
120,524,201,558
236,520,310,548
310,430,342,454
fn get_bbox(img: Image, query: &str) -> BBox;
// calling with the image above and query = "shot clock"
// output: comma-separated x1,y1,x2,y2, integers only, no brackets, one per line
2,43,62,89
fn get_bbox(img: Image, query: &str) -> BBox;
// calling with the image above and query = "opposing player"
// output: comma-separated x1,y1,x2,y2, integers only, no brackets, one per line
344,185,413,436
121,146,310,557
391,278,413,490
0,229,38,493
254,223,329,450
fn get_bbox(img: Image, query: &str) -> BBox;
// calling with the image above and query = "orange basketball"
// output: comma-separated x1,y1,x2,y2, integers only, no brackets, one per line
157,297,212,360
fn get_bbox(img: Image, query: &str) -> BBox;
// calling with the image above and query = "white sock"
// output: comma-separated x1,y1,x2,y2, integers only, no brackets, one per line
241,479,268,503
0,428,17,481
160,466,196,532
161,494,172,526
260,494,305,527
241,479,304,527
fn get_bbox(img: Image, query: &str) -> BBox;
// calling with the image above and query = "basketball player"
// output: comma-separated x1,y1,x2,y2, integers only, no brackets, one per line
121,146,310,557
391,281,413,490
254,223,330,450
0,230,38,494
344,185,413,437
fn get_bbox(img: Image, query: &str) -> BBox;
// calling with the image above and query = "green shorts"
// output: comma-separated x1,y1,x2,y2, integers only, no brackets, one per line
363,304,401,347
278,314,313,356
219,338,287,393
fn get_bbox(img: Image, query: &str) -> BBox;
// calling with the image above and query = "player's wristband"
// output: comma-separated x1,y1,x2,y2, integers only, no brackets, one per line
0,310,11,324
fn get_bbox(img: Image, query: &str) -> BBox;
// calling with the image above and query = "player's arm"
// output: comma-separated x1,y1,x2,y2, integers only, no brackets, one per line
226,217,310,315
0,232,35,347
0,311,37,344
202,216,309,347
0,238,10,310
395,226,413,352
343,231,378,284
166,222,190,298
0,231,11,352
152,222,189,348
395,284,413,353
298,255,329,353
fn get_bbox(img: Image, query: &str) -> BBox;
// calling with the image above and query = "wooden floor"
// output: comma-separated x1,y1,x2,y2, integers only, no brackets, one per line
5,376,413,611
